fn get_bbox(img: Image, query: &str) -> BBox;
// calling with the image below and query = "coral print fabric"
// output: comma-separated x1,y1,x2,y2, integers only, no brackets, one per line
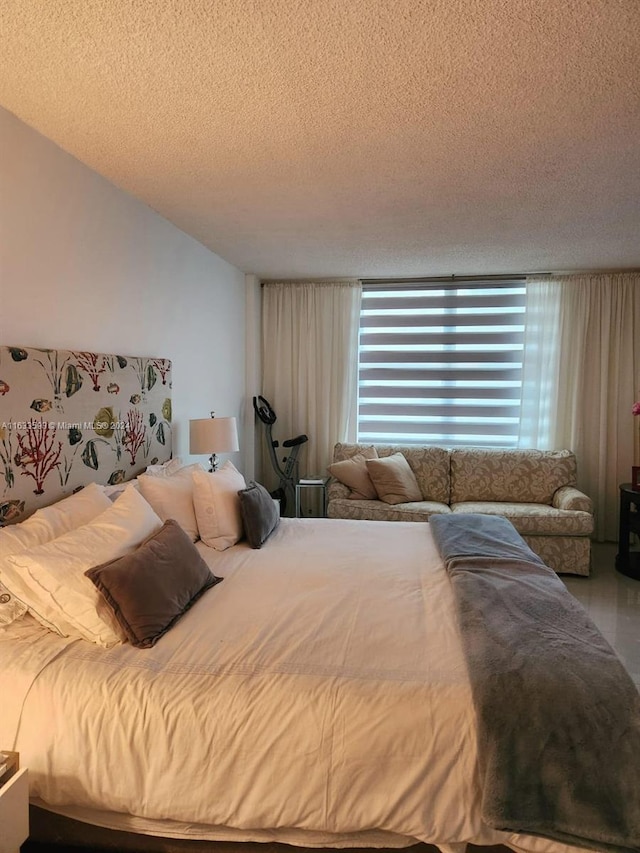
0,346,172,523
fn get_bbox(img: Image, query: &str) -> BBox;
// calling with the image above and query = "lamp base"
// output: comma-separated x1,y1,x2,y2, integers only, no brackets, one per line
208,453,219,473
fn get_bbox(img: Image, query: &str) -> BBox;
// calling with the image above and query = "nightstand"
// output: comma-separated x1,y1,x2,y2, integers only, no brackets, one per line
295,478,329,518
616,483,640,580
0,767,29,853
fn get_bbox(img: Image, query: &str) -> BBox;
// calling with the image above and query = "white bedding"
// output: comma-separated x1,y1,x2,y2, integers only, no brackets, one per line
1,518,591,853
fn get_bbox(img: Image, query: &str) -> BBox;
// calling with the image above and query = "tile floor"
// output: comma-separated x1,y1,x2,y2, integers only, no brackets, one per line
563,541,640,688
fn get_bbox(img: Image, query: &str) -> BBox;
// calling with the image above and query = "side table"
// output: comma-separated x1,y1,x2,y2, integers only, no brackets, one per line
295,478,329,518
0,767,29,853
616,483,640,580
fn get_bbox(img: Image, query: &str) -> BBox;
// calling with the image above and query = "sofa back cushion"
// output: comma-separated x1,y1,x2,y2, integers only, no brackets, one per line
450,449,577,505
330,443,450,503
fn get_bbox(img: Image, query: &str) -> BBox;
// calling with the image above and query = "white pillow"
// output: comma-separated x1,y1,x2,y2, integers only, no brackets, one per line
192,462,246,551
144,458,183,477
137,464,202,542
0,482,112,627
2,486,163,646
0,580,27,626
0,482,111,558
102,478,140,502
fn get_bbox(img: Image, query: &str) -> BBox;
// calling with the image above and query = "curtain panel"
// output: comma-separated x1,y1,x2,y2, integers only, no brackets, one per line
261,281,362,501
521,273,640,541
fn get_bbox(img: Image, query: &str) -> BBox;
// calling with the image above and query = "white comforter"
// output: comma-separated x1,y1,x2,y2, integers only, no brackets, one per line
1,518,588,853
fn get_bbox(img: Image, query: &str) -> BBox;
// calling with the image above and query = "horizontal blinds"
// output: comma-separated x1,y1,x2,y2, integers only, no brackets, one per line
357,281,526,447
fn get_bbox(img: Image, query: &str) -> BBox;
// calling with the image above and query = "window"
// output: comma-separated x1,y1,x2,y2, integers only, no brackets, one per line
357,279,526,447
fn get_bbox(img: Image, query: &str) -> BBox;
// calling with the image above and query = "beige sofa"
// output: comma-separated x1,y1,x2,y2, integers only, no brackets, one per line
327,444,594,575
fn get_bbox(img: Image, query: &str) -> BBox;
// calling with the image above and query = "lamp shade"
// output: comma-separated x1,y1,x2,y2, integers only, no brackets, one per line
189,416,239,455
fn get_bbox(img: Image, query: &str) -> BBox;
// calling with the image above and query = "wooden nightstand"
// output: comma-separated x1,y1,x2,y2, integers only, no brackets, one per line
0,767,29,853
616,483,640,580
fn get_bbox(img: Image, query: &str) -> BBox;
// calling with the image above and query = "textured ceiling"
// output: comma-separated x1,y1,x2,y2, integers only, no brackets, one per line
1,0,639,279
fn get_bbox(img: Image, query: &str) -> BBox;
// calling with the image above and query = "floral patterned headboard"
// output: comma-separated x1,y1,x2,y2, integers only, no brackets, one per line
0,346,172,524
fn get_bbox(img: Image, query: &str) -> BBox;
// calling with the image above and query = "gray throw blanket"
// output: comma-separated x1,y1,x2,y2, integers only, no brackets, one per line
429,513,640,853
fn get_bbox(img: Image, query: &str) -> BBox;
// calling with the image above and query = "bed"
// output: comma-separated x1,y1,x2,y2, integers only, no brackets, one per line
1,345,639,853
1,510,639,853
2,516,478,848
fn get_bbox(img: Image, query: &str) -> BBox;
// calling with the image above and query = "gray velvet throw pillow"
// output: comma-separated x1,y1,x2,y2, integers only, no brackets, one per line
85,519,221,648
238,481,280,548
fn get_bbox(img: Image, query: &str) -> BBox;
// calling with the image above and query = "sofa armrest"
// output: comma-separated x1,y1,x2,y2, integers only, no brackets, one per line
552,485,593,514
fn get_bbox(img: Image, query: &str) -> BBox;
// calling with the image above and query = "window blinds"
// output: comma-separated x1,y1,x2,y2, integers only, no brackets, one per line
357,280,526,447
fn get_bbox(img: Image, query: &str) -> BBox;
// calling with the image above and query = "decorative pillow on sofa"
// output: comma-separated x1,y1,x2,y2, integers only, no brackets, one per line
137,464,202,542
1,486,163,646
0,482,112,627
366,453,422,505
86,519,222,649
327,446,379,499
192,462,246,551
238,481,280,548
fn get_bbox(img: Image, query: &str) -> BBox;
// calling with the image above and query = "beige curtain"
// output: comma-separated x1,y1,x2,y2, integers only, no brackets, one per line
261,281,362,497
518,277,561,449
524,273,640,540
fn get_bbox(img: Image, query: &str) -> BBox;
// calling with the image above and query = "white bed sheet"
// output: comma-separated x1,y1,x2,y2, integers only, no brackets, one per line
2,518,591,853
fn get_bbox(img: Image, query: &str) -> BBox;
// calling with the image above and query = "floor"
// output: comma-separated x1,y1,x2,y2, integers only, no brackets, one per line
562,541,640,688
20,541,640,852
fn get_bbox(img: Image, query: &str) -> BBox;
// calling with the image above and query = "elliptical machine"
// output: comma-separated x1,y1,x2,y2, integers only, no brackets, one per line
253,396,308,515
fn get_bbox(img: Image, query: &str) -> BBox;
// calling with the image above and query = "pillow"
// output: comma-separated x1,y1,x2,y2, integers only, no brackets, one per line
192,463,246,551
366,453,422,505
327,446,379,500
0,581,27,626
0,482,112,627
1,486,163,646
144,457,184,477
238,481,280,548
102,478,140,501
0,482,111,558
86,519,222,649
137,464,202,542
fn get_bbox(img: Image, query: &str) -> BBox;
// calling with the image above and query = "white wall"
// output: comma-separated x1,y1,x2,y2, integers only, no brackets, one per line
0,107,247,470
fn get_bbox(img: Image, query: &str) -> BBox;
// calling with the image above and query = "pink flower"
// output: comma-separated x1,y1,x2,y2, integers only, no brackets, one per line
633,401,640,416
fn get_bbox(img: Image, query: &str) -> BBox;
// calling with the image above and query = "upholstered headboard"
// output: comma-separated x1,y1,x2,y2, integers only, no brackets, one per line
0,346,172,523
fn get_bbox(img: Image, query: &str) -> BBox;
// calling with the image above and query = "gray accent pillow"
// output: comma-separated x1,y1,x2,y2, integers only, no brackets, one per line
85,519,221,648
238,481,280,549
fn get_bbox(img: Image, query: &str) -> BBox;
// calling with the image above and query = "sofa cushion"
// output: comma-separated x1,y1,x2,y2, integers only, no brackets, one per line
328,498,451,523
451,502,594,536
327,446,379,499
366,453,422,504
450,449,577,504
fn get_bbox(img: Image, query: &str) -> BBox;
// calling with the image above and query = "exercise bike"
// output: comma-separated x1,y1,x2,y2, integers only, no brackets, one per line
253,396,308,516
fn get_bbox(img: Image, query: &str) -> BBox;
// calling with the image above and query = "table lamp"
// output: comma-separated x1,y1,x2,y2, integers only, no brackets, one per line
189,413,239,472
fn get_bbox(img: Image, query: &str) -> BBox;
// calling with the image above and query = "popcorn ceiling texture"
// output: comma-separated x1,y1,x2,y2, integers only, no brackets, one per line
0,0,638,279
